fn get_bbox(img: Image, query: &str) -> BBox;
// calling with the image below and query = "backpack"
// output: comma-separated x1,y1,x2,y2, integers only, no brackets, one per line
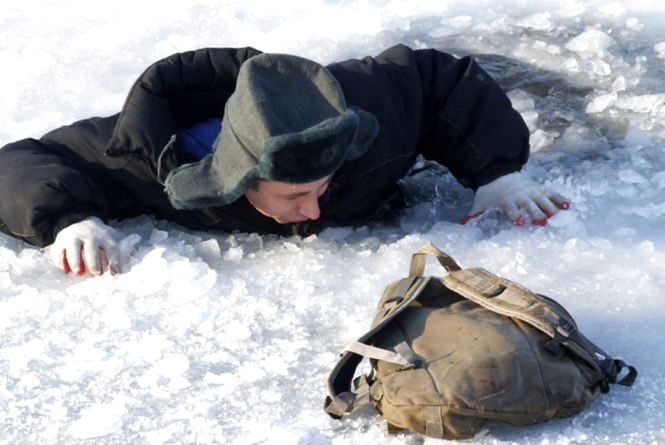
324,243,637,439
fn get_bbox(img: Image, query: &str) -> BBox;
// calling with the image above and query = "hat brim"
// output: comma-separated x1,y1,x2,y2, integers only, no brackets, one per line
164,108,379,210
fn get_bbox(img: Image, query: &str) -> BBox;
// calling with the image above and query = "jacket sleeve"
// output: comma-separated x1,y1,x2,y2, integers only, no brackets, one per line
0,47,263,247
413,47,530,189
0,136,114,247
330,44,530,190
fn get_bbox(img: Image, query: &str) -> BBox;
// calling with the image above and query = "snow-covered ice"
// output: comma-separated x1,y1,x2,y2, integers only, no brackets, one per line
1,1,665,444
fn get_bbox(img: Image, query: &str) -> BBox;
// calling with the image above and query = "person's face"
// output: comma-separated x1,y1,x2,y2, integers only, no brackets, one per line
244,175,333,224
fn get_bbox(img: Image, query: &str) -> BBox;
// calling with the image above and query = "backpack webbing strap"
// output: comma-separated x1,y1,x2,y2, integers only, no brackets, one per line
324,276,430,419
425,406,444,438
548,322,638,388
409,243,461,277
443,269,563,337
443,269,637,387
342,340,415,367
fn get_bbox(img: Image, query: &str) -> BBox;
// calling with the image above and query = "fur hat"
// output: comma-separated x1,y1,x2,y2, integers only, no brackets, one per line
164,52,379,209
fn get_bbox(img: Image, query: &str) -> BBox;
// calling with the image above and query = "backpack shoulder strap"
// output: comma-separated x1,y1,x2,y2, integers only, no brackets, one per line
443,268,637,388
324,274,430,418
325,243,463,418
408,243,461,276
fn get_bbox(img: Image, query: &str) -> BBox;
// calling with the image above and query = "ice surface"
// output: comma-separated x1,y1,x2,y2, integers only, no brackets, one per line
1,1,665,444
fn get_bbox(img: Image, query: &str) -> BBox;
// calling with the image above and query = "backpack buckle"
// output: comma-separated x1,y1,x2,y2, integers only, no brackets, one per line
544,320,575,354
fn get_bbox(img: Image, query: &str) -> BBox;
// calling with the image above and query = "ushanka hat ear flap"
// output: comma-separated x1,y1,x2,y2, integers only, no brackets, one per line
163,53,379,210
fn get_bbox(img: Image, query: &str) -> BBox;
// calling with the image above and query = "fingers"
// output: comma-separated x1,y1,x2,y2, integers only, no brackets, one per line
83,244,120,276
48,217,123,277
533,195,559,219
502,200,525,224
513,194,570,226
105,247,121,274
83,239,111,276
50,239,83,274
59,242,119,276
550,193,571,210
62,246,86,275
463,193,571,227
62,252,72,274
65,241,84,275
460,212,482,225
512,215,526,226
521,194,571,225
50,245,69,273
521,198,548,225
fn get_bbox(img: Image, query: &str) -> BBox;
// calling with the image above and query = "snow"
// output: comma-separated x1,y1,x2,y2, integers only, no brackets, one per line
1,0,665,443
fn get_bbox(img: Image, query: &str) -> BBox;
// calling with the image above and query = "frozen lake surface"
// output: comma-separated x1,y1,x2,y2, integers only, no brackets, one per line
1,1,664,443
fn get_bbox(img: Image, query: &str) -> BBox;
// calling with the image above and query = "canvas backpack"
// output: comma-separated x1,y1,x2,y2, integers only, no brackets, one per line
324,243,637,439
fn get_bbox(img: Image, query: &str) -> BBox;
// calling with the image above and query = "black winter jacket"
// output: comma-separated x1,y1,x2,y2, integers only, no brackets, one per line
0,44,529,247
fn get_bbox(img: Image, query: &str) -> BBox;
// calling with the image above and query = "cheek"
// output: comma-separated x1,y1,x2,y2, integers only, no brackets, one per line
281,200,301,214
265,199,298,215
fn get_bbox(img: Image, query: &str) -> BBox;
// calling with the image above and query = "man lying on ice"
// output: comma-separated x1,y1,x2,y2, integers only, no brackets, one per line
0,44,568,276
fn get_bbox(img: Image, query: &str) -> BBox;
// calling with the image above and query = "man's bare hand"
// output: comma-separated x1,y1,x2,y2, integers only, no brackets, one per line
461,172,570,226
48,216,121,276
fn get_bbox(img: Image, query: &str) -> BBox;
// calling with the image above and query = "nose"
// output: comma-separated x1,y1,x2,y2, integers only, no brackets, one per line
298,195,321,220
